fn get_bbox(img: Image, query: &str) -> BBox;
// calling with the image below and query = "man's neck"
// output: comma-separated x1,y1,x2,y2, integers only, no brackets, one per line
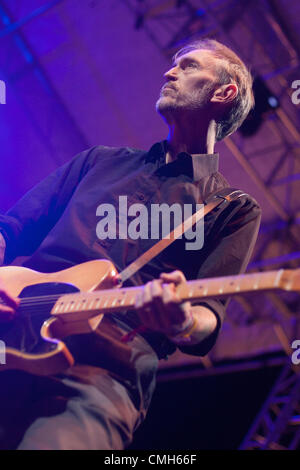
165,119,216,163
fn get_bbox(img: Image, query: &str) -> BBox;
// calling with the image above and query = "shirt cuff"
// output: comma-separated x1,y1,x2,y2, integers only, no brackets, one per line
175,300,224,357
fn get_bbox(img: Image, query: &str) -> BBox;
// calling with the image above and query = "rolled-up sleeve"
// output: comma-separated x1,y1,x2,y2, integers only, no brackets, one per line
177,194,261,356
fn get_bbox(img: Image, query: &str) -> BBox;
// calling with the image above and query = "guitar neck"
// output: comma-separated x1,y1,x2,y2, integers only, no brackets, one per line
177,269,287,300
51,268,295,321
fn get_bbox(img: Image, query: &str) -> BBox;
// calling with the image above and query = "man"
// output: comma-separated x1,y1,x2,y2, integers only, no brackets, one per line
0,39,261,449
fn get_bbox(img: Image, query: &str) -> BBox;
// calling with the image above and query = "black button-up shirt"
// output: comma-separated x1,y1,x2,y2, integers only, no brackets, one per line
0,141,261,358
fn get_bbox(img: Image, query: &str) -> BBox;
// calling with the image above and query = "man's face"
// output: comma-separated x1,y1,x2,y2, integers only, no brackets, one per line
156,49,219,119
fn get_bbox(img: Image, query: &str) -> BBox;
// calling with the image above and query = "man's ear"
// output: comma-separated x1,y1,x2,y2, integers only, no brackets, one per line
211,83,238,104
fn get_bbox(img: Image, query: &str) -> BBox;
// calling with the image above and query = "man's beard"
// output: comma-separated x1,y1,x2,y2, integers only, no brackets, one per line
156,86,213,120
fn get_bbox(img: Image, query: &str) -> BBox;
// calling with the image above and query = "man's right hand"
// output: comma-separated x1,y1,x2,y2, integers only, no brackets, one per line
0,233,20,321
0,278,20,322
0,232,6,266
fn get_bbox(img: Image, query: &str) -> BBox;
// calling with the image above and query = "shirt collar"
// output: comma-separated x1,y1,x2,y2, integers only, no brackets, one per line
145,140,219,181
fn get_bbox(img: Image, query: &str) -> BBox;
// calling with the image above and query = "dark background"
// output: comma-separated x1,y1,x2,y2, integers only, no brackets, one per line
129,363,281,450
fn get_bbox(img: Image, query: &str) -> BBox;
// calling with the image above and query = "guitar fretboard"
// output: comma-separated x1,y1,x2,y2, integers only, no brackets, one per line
51,268,292,321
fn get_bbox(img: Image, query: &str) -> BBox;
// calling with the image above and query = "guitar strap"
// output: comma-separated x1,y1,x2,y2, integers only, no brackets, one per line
117,188,248,284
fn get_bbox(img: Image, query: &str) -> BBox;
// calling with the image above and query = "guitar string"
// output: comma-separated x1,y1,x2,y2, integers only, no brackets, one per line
0,286,142,305
0,277,242,309
0,299,127,319
0,272,273,309
0,281,199,306
0,286,199,319
0,288,143,317
0,275,251,312
0,288,139,306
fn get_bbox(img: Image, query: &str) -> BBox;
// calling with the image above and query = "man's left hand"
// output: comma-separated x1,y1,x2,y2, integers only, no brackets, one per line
134,270,193,337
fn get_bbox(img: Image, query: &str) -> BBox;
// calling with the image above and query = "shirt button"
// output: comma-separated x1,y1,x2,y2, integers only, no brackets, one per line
99,239,109,248
137,193,145,201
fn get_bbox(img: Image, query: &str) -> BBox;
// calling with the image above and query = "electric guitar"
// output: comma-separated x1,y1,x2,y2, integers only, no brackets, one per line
0,259,299,375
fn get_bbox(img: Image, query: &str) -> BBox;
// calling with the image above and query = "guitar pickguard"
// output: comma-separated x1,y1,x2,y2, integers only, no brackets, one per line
0,282,79,355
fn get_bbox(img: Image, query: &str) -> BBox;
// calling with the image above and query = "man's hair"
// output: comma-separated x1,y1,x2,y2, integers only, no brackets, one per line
173,39,254,141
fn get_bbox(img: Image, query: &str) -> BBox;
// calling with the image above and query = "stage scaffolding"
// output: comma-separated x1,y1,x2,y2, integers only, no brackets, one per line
0,0,299,450
123,0,300,449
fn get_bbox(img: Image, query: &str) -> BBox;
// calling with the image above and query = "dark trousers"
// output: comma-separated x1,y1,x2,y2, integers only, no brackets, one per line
0,317,158,450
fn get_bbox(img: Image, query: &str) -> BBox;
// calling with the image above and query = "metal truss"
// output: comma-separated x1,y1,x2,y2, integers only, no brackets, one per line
123,0,246,57
123,0,300,331
124,0,300,450
240,361,300,450
157,353,288,382
0,0,88,165
1,0,300,450
123,0,300,226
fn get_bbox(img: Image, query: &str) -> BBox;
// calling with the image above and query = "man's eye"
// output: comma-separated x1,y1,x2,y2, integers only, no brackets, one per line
186,62,198,69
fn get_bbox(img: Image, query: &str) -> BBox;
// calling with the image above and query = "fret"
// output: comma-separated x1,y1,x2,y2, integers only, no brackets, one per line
53,302,62,314
254,273,261,290
75,301,83,310
192,285,201,297
72,302,80,311
119,290,127,307
50,267,299,320
63,302,69,312
274,269,283,288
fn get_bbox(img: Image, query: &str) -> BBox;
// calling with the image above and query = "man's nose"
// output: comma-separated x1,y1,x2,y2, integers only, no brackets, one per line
164,66,178,81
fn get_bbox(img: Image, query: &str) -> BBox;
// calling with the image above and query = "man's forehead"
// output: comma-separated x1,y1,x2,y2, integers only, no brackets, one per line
173,48,215,66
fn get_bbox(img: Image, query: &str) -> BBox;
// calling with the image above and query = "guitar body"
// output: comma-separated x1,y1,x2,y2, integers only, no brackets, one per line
0,260,118,376
0,260,299,376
